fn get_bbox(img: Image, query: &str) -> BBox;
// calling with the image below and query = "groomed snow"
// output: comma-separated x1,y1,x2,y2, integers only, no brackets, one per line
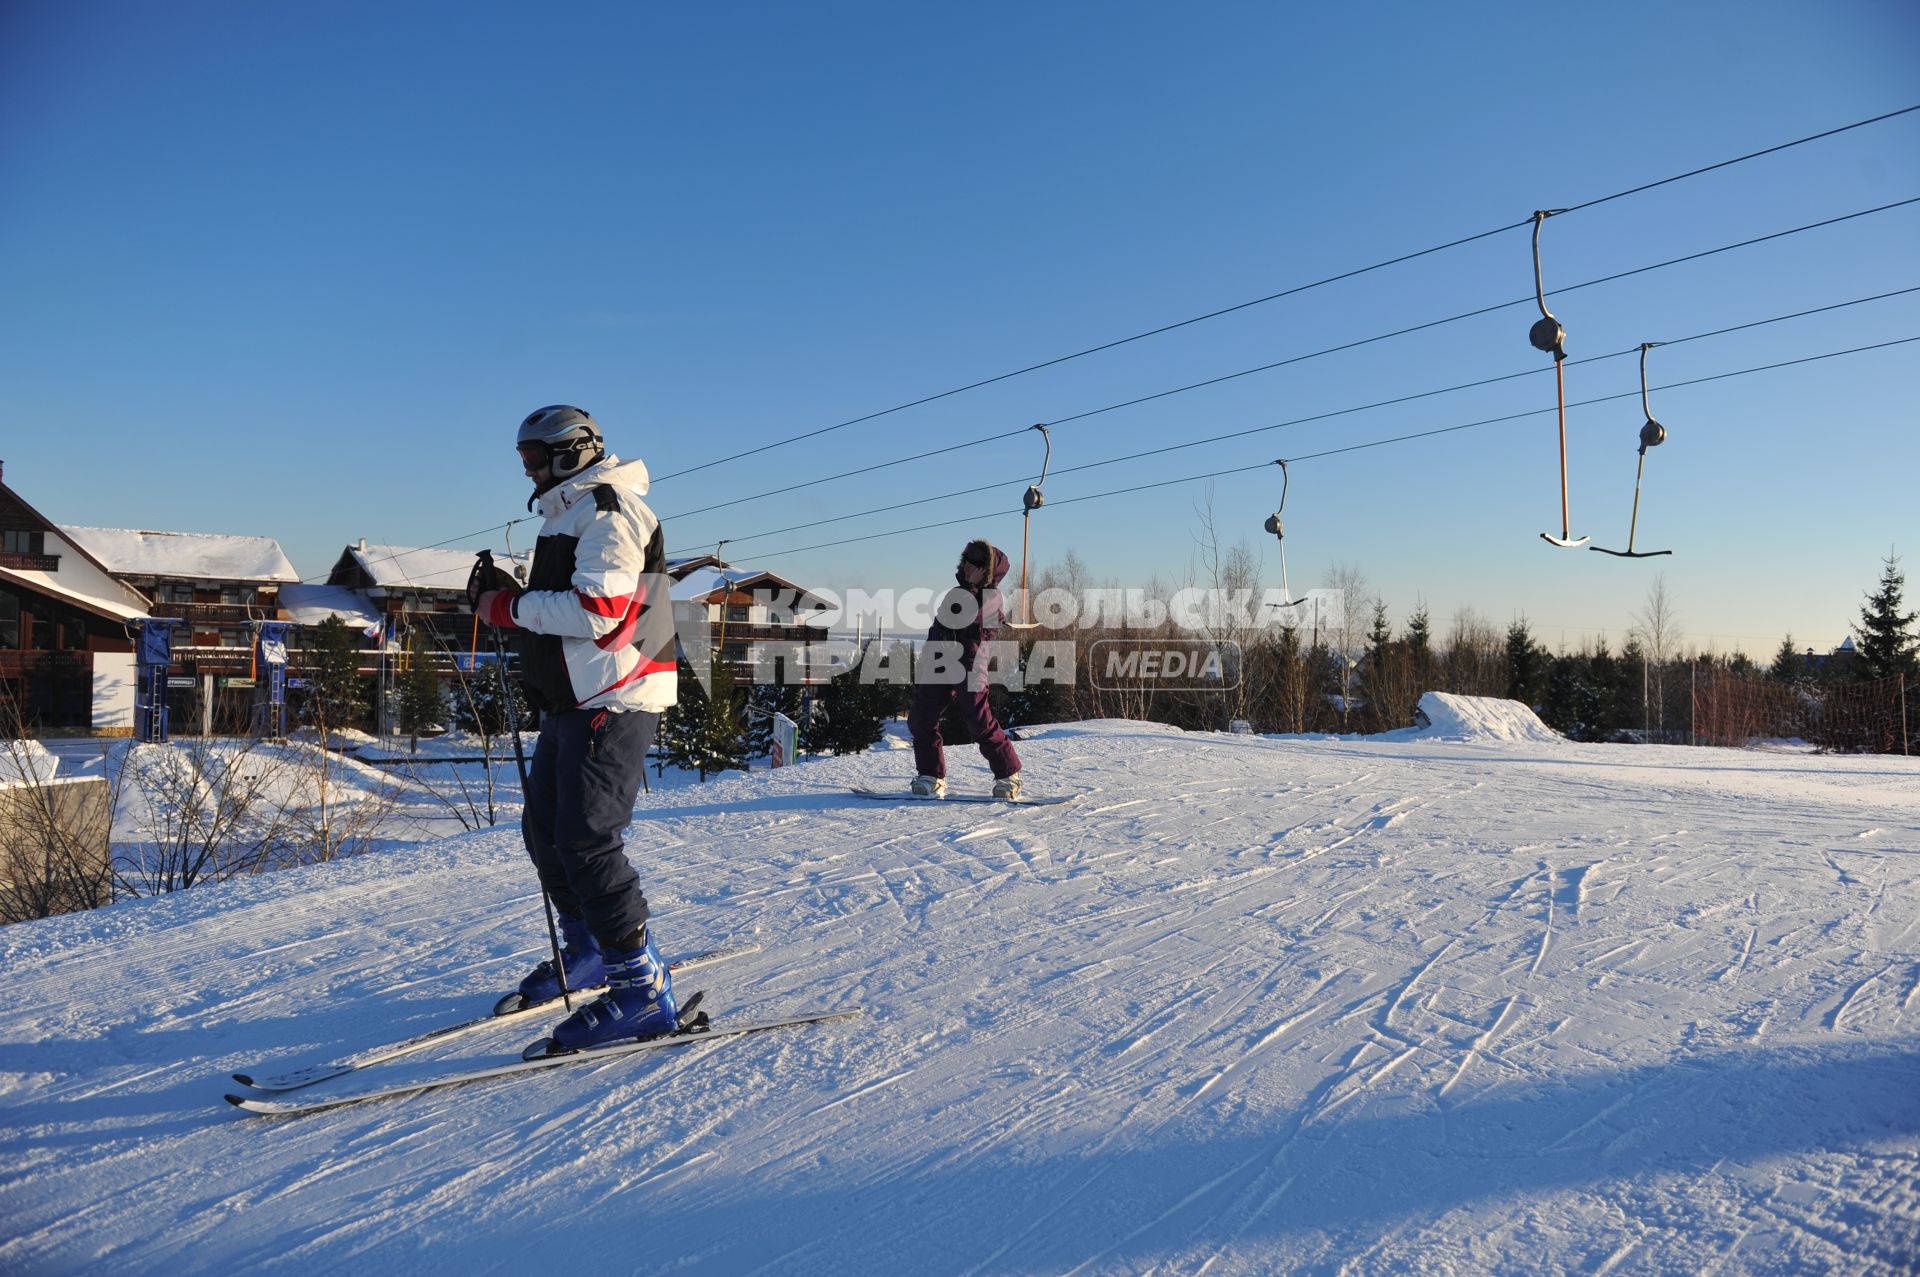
1,723,1916,1273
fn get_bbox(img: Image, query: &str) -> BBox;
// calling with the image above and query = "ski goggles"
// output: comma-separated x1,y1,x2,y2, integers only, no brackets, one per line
519,439,590,471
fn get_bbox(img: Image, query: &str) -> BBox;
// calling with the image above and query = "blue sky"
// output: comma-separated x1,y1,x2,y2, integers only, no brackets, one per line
3,2,1915,655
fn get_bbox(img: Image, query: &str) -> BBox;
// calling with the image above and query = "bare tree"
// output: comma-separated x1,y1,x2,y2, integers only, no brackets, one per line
280,739,403,863
114,736,303,894
1631,573,1685,738
1443,606,1506,698
1188,488,1265,729
1320,562,1372,729
0,694,114,922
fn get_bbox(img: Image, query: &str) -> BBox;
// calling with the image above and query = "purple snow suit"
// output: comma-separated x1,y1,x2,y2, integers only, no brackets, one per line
908,539,1022,781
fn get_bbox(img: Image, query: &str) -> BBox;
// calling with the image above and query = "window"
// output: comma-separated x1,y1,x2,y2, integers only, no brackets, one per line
2,529,45,556
726,606,750,624
222,587,250,606
0,590,18,649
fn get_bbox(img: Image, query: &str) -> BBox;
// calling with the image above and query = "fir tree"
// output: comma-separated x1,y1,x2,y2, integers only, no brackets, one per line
1769,634,1806,683
1403,603,1434,694
395,627,444,753
1617,637,1650,740
304,615,369,737
654,688,701,778
1585,642,1622,740
745,682,804,761
1539,656,1600,740
1003,638,1072,729
817,668,888,755
697,654,750,778
1505,617,1545,706
1855,553,1918,683
448,657,515,738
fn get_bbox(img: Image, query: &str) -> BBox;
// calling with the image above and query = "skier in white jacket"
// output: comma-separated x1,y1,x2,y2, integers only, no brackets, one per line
476,405,683,1053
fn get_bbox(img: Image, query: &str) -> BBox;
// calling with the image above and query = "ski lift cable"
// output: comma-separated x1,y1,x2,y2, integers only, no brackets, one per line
667,285,1919,556
1284,335,1919,465
650,106,1920,485
312,222,1920,583
728,335,1917,565
658,197,1919,526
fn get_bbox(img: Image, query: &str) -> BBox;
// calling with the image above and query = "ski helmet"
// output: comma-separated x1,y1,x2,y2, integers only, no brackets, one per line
516,405,605,480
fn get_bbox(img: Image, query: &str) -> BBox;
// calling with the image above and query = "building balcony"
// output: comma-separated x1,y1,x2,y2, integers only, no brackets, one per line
0,649,91,678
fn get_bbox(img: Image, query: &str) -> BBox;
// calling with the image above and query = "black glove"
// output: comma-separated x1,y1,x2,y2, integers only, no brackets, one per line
466,550,521,610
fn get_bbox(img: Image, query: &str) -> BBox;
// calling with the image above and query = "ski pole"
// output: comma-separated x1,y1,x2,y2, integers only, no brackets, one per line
476,550,573,1013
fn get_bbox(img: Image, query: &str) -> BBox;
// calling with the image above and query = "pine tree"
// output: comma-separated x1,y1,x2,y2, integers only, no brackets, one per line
1505,617,1545,706
1617,636,1650,740
1355,600,1409,733
396,628,444,753
1539,656,1599,739
745,682,803,761
816,667,888,755
305,615,369,738
1403,603,1434,695
1003,638,1072,729
1855,553,1918,683
1769,634,1806,684
654,674,706,778
698,654,749,778
449,657,514,738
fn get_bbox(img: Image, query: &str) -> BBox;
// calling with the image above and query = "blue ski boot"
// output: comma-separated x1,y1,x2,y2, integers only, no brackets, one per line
546,926,679,1053
494,913,606,1015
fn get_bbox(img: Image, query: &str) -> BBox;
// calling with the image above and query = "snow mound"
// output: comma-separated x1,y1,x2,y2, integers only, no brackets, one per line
1406,692,1562,744
0,739,59,784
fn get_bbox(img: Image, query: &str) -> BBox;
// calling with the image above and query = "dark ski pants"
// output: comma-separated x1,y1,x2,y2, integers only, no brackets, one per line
523,706,657,949
908,681,1021,780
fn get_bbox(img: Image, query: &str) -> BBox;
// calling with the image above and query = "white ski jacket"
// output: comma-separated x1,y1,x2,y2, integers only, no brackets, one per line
503,455,679,714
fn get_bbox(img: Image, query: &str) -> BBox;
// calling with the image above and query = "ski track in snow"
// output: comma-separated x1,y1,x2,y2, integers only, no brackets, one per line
2,722,1918,1274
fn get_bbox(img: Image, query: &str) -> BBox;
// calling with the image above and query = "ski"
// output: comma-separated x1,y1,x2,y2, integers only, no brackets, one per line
849,787,1076,806
226,1006,863,1117
230,943,760,1094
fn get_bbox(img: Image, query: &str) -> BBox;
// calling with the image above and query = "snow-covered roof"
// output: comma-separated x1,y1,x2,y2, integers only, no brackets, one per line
279,583,383,628
669,561,829,606
343,542,526,593
0,564,149,623
60,525,298,584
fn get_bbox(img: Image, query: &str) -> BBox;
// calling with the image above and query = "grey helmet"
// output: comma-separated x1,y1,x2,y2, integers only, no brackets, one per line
516,405,605,480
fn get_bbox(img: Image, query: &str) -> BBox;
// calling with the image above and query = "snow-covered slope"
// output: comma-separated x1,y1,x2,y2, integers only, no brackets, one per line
2,723,1916,1274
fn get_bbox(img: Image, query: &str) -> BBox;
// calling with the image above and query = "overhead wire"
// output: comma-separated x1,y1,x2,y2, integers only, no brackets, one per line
721,334,1920,565
660,196,1919,524
668,284,1920,555
651,104,1919,484
287,112,1920,582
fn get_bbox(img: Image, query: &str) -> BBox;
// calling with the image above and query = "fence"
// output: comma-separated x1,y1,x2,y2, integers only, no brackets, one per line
1693,670,1909,754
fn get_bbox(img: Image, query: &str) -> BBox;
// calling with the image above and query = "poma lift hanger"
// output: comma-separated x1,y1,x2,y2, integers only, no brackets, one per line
1007,422,1051,630
1263,458,1295,607
1591,342,1673,559
1529,209,1589,548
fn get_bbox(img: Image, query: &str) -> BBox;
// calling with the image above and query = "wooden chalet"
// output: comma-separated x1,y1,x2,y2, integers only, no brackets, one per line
0,462,149,733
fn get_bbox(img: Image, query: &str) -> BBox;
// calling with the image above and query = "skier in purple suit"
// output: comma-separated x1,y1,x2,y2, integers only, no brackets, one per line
907,538,1023,799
